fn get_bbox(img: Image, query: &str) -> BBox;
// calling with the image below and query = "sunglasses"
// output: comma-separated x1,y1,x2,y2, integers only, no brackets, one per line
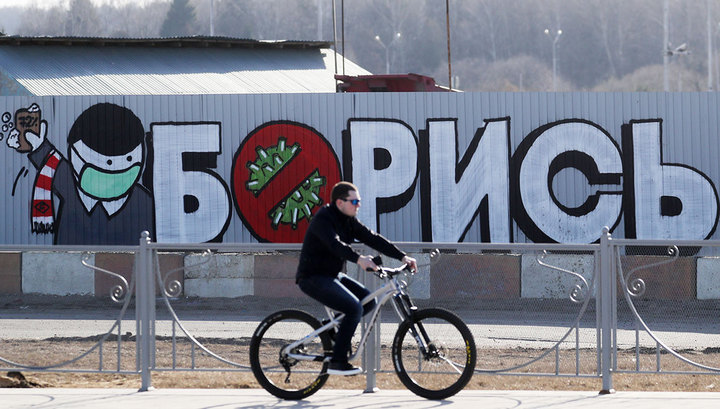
340,198,361,205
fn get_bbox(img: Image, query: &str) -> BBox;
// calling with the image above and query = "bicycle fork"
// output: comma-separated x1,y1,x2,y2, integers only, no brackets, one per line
393,293,436,358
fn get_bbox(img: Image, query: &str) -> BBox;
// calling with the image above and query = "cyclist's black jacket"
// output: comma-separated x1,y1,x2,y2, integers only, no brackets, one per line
296,203,406,282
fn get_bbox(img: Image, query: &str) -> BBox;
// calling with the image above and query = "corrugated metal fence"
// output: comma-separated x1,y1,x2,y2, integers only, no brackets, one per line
2,92,720,246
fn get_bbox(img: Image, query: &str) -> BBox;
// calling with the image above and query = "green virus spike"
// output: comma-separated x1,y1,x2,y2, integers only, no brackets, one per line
245,136,302,197
268,169,326,230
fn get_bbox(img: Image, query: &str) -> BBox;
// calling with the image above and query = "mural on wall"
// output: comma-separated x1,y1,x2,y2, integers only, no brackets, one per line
342,119,418,235
510,119,624,243
150,122,231,243
422,118,511,243
3,96,719,245
2,103,233,245
342,116,719,244
5,102,154,245
232,121,341,243
622,120,719,240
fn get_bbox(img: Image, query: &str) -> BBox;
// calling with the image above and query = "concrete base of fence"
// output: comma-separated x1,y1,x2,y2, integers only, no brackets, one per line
1,250,718,300
696,257,720,299
184,253,254,297
521,253,595,299
22,252,95,295
619,255,696,300
0,252,21,294
430,253,520,299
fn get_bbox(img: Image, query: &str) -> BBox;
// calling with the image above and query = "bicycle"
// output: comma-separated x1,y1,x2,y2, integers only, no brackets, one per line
249,255,477,400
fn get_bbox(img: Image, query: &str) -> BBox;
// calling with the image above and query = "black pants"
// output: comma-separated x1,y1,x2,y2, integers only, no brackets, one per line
297,273,376,362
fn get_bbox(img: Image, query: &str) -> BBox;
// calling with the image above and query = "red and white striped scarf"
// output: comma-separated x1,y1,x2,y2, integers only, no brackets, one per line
31,150,61,234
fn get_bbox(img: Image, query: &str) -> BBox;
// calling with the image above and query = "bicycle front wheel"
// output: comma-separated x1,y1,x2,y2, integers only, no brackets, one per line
249,309,332,400
392,308,476,400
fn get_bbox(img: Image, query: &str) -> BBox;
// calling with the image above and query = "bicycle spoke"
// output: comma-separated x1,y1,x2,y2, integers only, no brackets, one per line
392,308,476,400
250,310,330,400
437,356,464,374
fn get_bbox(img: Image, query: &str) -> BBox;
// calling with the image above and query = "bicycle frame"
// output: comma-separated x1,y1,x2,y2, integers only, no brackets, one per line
252,252,475,401
283,268,418,363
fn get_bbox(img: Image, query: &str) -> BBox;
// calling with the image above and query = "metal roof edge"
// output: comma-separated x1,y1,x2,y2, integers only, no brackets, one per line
0,36,333,49
0,66,32,96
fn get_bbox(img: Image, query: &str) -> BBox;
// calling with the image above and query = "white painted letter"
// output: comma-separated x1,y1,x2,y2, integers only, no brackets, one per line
516,121,623,243
347,120,417,232
428,119,511,242
152,123,231,242
628,120,718,239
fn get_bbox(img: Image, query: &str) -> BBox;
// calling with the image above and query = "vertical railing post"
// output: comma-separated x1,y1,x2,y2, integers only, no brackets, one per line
599,227,615,394
361,246,379,393
138,231,154,391
363,294,380,393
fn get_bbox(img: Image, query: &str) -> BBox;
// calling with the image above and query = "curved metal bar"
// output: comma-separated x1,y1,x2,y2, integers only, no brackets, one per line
388,249,439,288
160,249,212,298
476,258,598,373
80,252,130,303
615,246,720,372
406,248,441,272
153,252,249,369
0,274,136,371
536,250,591,303
621,245,679,297
428,248,441,264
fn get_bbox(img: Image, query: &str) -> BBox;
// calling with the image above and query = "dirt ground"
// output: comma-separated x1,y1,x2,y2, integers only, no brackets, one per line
2,338,720,392
2,295,720,392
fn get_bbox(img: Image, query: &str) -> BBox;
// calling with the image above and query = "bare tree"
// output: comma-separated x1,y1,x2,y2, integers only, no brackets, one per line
65,0,102,36
212,0,254,38
16,5,66,36
446,54,562,92
3,0,717,91
160,0,197,37
98,2,168,37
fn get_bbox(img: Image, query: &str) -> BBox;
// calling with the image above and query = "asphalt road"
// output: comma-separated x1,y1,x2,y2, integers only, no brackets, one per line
1,305,716,351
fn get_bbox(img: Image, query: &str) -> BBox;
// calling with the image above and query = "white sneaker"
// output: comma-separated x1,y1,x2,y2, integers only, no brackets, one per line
327,361,362,376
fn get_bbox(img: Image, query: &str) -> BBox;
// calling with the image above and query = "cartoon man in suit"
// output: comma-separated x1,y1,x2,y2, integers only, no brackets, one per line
7,102,154,245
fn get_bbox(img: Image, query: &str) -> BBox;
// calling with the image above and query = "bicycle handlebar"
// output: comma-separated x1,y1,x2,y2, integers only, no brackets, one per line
366,256,413,278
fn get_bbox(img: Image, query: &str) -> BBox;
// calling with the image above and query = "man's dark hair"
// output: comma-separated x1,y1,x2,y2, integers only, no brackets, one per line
331,181,358,203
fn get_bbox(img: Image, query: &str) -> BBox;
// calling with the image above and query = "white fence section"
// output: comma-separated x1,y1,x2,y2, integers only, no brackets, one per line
1,229,719,393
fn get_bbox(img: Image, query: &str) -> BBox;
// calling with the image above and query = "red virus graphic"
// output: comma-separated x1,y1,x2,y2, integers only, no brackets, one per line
232,122,341,242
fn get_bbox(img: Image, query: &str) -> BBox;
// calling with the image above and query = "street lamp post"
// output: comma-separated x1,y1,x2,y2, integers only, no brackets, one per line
707,0,713,91
664,42,689,91
663,0,670,91
662,0,689,91
209,0,215,36
544,28,563,91
375,32,402,74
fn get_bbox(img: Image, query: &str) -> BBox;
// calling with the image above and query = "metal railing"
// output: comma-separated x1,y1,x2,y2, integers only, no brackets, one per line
1,228,719,393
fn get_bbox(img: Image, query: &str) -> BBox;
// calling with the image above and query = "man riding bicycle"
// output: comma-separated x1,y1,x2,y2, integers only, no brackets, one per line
296,181,417,375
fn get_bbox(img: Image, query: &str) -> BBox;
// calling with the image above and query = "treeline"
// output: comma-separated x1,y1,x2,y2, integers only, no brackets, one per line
7,0,719,92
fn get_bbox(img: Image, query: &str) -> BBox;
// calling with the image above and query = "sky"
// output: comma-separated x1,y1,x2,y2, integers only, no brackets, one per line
0,0,167,8
0,0,169,33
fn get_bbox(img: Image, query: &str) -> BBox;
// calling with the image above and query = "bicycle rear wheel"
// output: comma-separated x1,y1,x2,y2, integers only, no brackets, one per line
392,308,476,400
249,309,332,400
